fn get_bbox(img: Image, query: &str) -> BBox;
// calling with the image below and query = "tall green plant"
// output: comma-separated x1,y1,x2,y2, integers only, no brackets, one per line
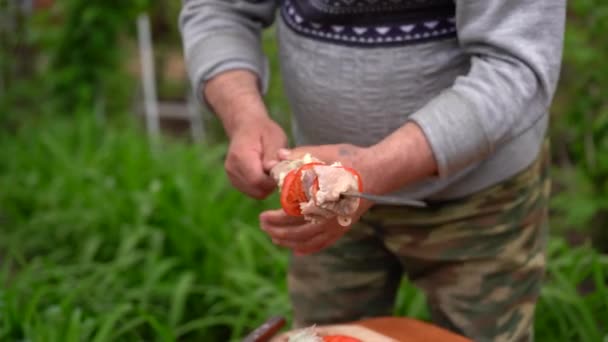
0,0,49,125
550,1,608,251
1,115,607,341
46,0,150,114
1,1,154,128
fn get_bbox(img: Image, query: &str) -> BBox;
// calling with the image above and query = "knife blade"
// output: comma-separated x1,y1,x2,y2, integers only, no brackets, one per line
341,191,428,207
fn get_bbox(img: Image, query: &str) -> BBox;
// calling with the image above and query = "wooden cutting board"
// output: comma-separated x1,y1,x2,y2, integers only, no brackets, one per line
269,317,472,342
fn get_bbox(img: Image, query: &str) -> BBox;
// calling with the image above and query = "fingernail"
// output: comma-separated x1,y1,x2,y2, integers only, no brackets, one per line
265,160,278,169
278,148,290,159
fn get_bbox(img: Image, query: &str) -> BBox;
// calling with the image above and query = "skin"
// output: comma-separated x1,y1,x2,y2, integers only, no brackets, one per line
260,124,438,255
205,69,438,255
204,69,288,199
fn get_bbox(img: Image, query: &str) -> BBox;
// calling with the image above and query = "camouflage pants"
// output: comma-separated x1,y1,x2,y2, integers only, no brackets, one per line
287,141,551,342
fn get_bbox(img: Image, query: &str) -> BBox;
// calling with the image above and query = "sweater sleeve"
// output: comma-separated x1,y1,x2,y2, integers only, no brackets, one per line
407,1,566,178
178,0,278,106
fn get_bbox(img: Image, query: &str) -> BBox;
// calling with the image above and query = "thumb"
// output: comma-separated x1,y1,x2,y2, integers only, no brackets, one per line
277,146,318,161
261,136,288,173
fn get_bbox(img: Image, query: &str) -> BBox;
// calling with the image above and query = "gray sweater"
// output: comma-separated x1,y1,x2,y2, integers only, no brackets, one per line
179,0,566,200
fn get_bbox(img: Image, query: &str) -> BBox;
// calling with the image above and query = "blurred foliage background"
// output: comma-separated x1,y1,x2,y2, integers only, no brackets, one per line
0,1,607,341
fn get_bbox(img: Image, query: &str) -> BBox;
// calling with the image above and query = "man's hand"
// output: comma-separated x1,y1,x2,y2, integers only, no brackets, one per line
260,122,438,255
276,143,380,195
260,200,373,256
225,117,287,199
279,143,362,167
279,122,438,196
261,143,374,255
204,69,288,199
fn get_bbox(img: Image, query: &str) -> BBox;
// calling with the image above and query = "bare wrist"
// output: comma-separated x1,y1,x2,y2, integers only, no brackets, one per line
362,122,437,194
354,147,383,194
203,69,269,138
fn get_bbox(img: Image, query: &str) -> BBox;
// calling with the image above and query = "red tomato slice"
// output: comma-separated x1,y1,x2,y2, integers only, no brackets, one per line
295,162,325,176
311,177,320,205
339,166,363,192
280,169,304,216
280,162,325,216
311,165,363,194
279,162,364,216
322,335,362,342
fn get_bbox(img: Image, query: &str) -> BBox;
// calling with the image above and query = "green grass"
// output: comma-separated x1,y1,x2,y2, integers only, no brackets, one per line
0,116,288,341
0,115,606,341
1,1,607,340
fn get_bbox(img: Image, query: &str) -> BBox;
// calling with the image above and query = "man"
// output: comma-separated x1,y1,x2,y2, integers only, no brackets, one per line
179,1,566,340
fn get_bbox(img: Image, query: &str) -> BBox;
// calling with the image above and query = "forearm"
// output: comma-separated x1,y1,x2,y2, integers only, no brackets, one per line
204,70,270,138
363,122,438,195
401,1,565,179
179,0,278,107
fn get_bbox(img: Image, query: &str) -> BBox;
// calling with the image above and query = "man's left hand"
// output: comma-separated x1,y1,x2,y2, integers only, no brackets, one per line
261,143,375,255
259,123,439,255
259,202,372,256
276,143,366,170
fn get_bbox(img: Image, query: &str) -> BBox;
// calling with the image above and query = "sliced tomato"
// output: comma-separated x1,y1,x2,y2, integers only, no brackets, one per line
339,166,364,192
280,169,305,216
322,335,362,342
295,162,325,177
279,162,364,216
311,165,363,194
280,162,325,216
311,177,320,205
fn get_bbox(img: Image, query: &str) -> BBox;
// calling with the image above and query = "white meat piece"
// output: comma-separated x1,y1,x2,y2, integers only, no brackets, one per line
269,153,361,226
300,168,317,199
270,153,321,187
299,200,334,223
296,165,360,226
287,327,323,342
270,159,302,187
313,165,358,202
313,165,360,214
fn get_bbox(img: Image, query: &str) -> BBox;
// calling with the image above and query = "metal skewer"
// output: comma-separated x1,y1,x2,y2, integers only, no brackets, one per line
341,191,428,207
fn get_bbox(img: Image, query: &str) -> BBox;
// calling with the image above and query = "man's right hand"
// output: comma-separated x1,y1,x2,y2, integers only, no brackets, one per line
204,69,288,199
224,116,287,199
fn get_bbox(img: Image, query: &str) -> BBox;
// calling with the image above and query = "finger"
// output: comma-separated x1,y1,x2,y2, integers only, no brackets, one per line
263,221,327,242
225,167,262,198
279,146,334,163
277,148,292,161
233,149,277,197
273,227,338,253
259,210,323,242
234,173,275,199
225,140,268,198
261,131,287,172
260,209,306,227
263,159,279,173
294,230,344,256
278,147,314,161
226,165,271,199
271,230,330,250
